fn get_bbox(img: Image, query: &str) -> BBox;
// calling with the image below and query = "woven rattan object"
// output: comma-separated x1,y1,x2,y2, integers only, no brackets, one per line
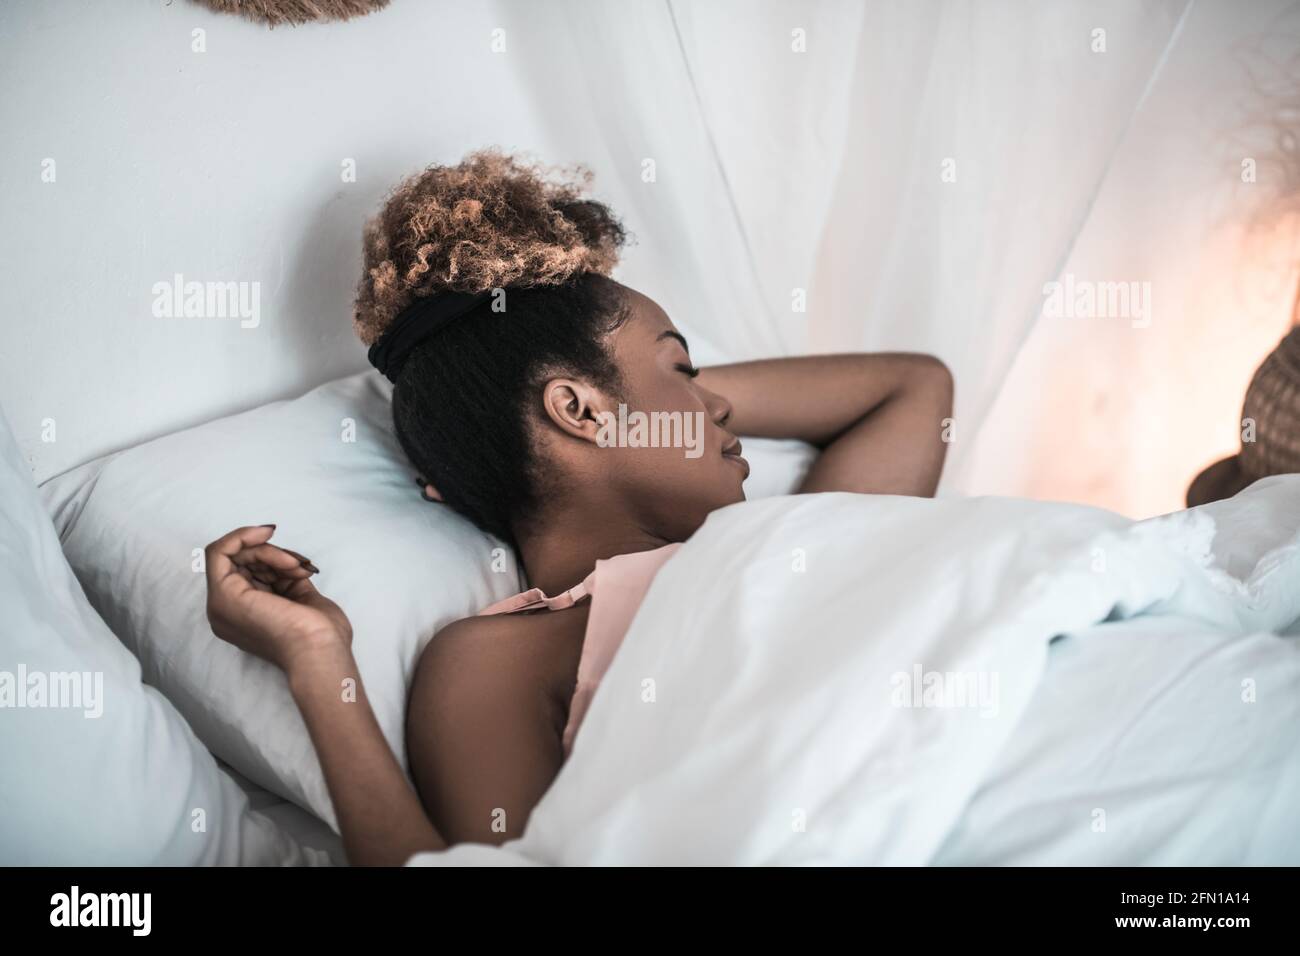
190,0,389,27
1187,325,1300,506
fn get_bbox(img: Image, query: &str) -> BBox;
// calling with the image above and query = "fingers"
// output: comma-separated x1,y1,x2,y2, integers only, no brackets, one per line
276,547,321,575
204,525,277,589
237,568,276,593
277,575,321,601
232,544,315,577
232,561,290,591
204,526,324,606
229,544,320,602
203,526,334,655
233,565,319,600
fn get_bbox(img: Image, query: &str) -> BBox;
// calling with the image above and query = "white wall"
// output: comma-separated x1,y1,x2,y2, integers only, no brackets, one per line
1,0,560,482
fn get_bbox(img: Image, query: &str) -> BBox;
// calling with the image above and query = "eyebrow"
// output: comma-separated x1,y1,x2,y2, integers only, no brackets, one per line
657,330,691,354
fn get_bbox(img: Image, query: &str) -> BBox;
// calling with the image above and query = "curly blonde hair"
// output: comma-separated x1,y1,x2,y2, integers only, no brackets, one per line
353,149,626,345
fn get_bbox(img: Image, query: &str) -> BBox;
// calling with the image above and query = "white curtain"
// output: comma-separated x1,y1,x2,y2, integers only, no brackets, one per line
497,0,1194,486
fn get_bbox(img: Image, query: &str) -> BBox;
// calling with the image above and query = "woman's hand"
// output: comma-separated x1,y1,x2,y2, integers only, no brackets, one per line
204,524,352,673
205,524,446,864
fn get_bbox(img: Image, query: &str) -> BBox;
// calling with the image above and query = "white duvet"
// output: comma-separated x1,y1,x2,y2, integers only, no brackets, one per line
411,478,1300,866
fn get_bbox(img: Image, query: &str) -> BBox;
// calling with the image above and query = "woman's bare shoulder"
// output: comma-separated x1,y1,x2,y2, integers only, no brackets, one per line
412,606,587,693
405,606,589,764
404,608,588,845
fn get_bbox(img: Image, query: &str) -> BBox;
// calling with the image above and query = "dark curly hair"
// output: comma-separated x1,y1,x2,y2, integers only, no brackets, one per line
354,150,630,546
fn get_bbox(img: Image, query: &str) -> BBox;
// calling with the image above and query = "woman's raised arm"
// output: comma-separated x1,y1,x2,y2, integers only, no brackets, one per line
697,352,954,497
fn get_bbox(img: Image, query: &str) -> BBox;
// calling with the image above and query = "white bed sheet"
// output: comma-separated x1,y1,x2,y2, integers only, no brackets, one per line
219,763,346,866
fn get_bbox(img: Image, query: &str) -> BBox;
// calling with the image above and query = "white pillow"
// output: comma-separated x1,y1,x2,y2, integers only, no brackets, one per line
0,404,329,864
40,371,525,829
40,370,817,830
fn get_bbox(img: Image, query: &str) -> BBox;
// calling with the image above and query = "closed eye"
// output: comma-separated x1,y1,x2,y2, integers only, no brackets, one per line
675,363,701,379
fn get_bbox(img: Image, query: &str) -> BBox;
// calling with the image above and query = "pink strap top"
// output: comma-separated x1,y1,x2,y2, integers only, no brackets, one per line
476,543,682,757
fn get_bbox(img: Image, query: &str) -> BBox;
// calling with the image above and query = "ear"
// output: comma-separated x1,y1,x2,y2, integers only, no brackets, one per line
540,377,611,446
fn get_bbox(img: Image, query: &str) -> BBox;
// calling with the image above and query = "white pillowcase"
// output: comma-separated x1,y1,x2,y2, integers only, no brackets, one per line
40,371,526,828
0,405,329,864
40,370,817,830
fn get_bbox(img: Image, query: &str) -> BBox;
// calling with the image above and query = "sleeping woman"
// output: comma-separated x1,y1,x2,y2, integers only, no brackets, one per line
202,150,954,865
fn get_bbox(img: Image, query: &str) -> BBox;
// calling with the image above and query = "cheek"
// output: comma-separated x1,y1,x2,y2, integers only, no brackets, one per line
604,442,711,501
611,380,714,453
605,372,731,501
623,365,702,415
648,442,737,502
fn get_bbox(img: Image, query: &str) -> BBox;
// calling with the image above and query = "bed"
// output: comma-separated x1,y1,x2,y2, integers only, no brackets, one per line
7,373,1300,865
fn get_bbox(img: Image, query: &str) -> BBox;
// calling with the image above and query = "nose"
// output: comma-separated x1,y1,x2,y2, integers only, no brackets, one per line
702,385,733,430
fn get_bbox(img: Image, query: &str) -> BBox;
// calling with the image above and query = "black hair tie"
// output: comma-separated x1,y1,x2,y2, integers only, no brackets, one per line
367,289,494,383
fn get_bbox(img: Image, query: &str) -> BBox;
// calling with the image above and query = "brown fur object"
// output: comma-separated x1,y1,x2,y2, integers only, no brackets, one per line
190,0,389,27
354,150,626,346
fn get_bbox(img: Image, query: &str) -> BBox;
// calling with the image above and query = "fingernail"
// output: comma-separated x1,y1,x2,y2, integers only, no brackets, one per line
301,560,320,574
260,523,276,530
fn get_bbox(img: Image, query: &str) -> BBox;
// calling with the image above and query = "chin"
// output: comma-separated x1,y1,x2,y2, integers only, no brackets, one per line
716,482,747,508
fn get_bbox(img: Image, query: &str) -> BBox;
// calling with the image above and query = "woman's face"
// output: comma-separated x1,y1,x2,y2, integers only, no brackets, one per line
594,285,748,540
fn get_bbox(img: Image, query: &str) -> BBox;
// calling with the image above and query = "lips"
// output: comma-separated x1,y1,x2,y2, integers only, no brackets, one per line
722,438,750,479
